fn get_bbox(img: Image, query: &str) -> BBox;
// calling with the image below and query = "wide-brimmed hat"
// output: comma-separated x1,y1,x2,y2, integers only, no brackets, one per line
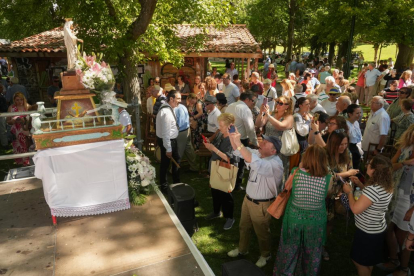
329,87,341,94
164,83,175,92
269,64,275,68
261,134,282,154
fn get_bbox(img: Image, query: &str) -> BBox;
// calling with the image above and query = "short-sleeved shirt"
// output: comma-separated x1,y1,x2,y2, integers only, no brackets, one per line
223,82,240,105
362,108,390,151
355,185,392,234
346,120,362,144
319,72,331,84
207,107,221,133
320,99,337,116
250,81,264,95
119,109,132,133
365,68,381,87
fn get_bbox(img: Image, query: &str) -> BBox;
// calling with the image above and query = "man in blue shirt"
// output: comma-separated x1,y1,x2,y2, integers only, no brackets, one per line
175,102,198,171
6,77,29,104
309,69,321,93
289,59,297,73
364,63,381,104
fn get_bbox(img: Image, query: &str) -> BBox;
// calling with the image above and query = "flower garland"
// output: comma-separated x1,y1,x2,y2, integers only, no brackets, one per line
124,139,156,205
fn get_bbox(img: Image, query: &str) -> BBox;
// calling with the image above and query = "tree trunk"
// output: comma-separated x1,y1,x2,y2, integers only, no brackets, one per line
373,43,379,67
122,52,143,149
285,0,297,62
395,43,414,71
336,41,348,70
328,42,335,65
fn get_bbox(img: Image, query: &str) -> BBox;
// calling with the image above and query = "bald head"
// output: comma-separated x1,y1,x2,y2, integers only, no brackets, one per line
336,96,351,113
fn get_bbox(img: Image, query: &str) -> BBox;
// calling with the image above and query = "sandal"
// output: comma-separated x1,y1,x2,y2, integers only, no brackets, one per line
377,258,400,273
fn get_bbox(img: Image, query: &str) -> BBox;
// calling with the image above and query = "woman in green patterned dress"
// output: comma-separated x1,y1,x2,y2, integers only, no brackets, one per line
274,144,333,276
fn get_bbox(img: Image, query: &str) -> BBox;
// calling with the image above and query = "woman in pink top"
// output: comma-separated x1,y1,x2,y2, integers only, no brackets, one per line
356,65,368,104
398,70,412,89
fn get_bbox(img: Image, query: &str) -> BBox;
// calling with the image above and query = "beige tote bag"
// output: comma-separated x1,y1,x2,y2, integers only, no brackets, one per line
210,159,238,193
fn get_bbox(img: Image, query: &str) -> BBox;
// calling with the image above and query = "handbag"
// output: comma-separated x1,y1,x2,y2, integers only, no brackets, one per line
280,128,299,156
267,168,299,219
210,159,238,193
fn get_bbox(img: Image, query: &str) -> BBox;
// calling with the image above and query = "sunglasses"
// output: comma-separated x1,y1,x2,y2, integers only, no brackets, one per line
329,93,338,96
334,128,346,133
276,101,289,106
400,91,409,95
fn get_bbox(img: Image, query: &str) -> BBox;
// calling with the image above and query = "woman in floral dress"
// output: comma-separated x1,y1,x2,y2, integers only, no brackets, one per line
7,92,31,166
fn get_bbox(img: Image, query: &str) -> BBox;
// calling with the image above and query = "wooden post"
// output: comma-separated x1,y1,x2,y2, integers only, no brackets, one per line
241,58,245,81
246,59,251,81
254,58,259,79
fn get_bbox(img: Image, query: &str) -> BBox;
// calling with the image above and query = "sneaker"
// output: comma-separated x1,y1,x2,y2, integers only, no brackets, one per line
227,248,248,258
205,212,222,220
223,218,235,230
255,255,271,268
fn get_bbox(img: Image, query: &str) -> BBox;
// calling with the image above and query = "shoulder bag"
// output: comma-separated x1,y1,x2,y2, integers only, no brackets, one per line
267,168,299,219
280,127,300,156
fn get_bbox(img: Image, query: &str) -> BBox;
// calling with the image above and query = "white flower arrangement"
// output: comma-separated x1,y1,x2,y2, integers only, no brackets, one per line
125,138,156,205
75,51,115,91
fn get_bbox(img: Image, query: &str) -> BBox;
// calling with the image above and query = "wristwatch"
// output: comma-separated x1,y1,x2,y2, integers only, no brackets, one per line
236,145,244,151
314,131,320,135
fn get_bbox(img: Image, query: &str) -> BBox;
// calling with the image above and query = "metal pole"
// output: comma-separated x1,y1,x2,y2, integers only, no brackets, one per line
344,0,357,79
133,96,143,150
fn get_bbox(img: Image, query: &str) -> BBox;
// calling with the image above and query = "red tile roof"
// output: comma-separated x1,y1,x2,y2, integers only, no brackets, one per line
0,27,65,53
176,24,261,54
0,24,261,54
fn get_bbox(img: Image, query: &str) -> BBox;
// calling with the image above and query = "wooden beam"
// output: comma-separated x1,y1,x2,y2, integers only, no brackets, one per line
0,52,66,58
184,52,263,59
241,58,244,80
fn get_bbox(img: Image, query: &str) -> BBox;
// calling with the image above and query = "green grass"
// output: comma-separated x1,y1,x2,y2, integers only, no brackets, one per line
354,44,397,62
145,151,409,276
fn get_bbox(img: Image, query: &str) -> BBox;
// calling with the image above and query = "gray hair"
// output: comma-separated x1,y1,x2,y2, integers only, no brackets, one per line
372,96,385,106
294,84,303,94
325,76,335,85
306,94,319,103
333,69,339,74
325,66,331,71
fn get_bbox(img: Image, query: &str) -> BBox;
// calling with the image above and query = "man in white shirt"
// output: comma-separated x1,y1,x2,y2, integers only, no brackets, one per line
262,79,277,112
226,62,238,80
226,92,258,191
214,74,224,92
321,87,340,116
156,90,182,193
291,84,306,108
205,95,221,133
307,94,326,115
223,73,240,105
362,96,390,156
364,63,381,104
227,132,283,268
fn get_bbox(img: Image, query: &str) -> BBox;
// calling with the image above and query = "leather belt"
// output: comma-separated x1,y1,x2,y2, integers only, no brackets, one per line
246,195,275,205
179,127,189,132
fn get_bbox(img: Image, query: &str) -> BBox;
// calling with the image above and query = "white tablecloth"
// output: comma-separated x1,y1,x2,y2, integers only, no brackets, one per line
34,140,130,217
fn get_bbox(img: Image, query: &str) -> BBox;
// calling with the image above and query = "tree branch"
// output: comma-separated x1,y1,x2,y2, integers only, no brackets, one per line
129,0,158,41
104,0,118,21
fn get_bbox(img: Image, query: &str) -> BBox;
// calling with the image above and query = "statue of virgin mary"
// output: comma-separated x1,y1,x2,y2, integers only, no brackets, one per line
63,18,78,70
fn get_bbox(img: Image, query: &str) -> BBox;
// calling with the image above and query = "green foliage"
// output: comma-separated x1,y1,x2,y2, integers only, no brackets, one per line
0,0,235,71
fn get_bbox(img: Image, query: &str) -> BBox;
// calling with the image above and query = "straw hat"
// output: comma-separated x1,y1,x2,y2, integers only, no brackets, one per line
164,83,175,92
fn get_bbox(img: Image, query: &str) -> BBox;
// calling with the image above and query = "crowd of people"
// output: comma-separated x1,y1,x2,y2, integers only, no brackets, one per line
150,57,414,276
